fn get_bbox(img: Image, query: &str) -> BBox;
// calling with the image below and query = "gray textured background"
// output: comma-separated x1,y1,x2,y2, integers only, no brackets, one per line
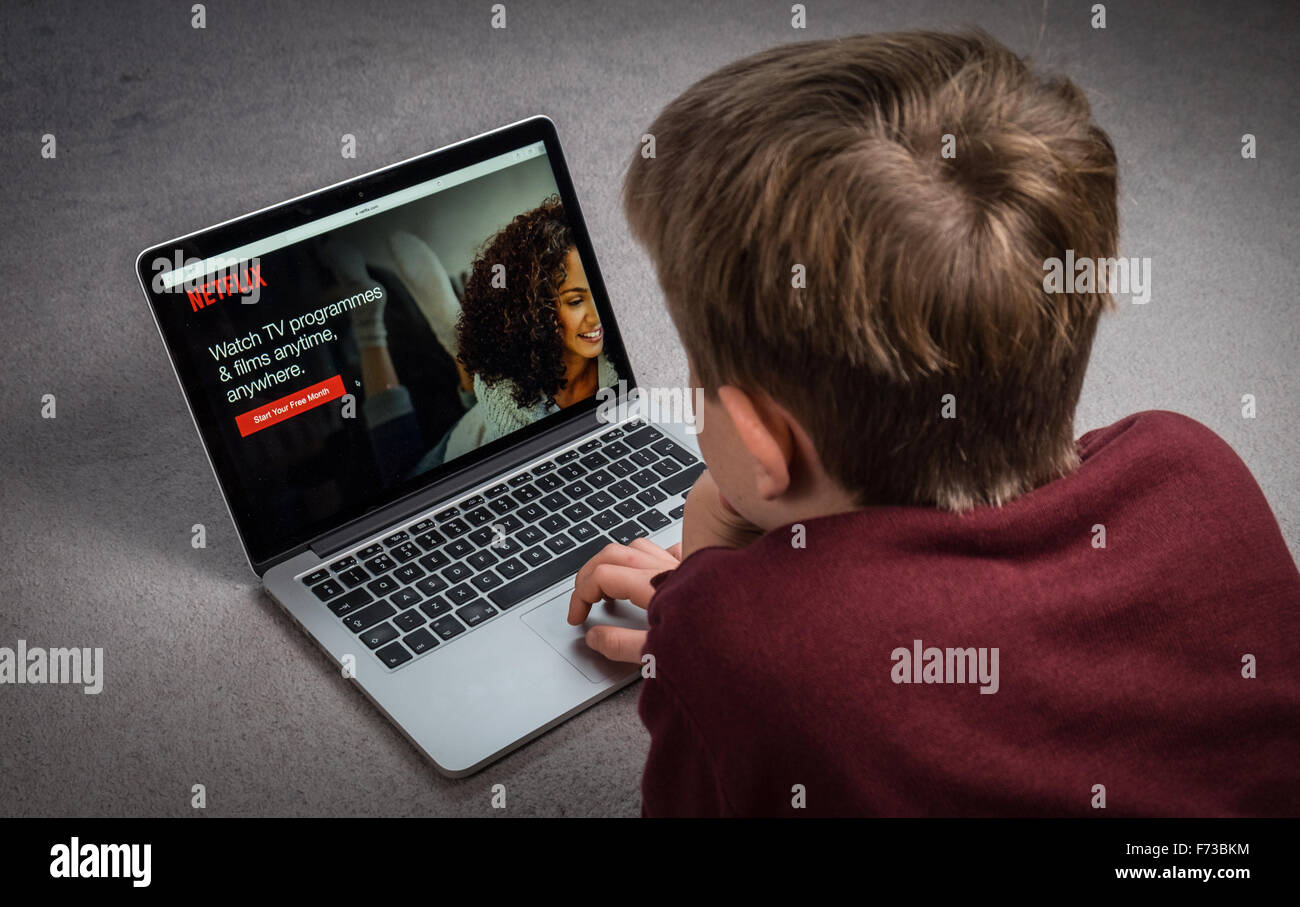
0,0,1295,817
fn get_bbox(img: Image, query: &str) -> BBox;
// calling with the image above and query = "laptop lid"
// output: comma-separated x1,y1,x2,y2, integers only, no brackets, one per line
136,116,638,575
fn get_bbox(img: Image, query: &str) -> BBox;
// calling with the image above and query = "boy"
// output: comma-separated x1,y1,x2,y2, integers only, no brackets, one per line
568,30,1300,816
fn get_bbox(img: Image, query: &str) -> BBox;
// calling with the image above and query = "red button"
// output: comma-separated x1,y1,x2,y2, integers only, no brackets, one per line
235,374,346,437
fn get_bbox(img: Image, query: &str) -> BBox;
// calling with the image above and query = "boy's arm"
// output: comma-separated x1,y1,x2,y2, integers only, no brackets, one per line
639,658,734,817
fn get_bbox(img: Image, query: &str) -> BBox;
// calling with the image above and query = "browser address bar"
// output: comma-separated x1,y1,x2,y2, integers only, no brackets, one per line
157,141,547,289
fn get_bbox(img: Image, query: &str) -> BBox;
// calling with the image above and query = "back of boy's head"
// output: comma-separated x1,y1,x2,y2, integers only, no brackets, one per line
623,29,1119,511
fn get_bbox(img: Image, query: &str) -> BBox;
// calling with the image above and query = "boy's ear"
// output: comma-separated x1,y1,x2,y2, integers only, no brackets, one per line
715,385,795,500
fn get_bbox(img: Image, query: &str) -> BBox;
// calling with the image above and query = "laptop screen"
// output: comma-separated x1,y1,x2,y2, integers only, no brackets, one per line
140,121,632,570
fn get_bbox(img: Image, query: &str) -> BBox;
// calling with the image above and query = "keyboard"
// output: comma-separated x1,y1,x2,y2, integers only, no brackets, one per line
297,420,702,671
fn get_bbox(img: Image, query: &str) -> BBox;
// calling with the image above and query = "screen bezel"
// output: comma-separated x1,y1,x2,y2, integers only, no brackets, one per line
135,116,638,574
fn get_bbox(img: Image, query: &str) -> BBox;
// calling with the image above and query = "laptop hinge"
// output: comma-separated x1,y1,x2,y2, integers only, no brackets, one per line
308,410,606,560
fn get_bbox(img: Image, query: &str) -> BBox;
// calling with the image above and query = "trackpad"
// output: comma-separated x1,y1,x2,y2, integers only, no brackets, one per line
522,592,647,683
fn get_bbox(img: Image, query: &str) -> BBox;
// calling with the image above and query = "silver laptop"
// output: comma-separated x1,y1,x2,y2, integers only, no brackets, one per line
135,116,702,776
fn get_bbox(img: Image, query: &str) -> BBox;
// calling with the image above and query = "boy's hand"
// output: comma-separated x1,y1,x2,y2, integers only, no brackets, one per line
681,468,765,557
568,539,681,663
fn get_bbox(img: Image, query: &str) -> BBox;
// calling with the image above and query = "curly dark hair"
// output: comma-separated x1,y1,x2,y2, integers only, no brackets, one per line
455,196,581,410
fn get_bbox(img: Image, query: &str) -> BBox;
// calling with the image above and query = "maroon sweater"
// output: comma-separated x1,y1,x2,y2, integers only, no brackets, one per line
638,411,1300,816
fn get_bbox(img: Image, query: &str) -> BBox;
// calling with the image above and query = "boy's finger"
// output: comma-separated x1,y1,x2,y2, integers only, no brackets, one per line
572,542,664,592
627,537,680,566
584,625,649,664
568,564,658,624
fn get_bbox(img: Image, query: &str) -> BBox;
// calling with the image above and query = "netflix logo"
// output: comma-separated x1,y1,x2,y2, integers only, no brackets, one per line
186,263,267,311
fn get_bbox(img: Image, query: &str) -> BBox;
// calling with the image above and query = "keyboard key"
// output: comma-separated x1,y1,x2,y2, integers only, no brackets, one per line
496,557,526,579
456,601,498,627
383,530,410,547
630,469,658,488
517,526,545,545
418,550,450,572
430,615,467,640
609,480,637,499
344,601,396,633
557,463,584,481
311,579,344,601
393,563,424,585
329,556,357,572
611,521,649,544
489,538,609,610
496,514,523,533
508,472,533,487
416,575,448,597
442,518,470,537
467,550,498,571
539,493,568,511
652,438,698,465
514,484,542,502
366,575,400,596
376,641,412,668
469,526,495,547
465,507,493,526
608,459,634,477
364,553,396,574
638,509,672,532
338,566,369,588
393,608,425,632
461,495,485,508
668,504,685,519
410,518,436,534
578,439,602,453
569,521,599,542
435,507,460,522
563,502,594,521
630,449,657,467
471,570,503,592
327,587,373,617
535,474,564,492
485,483,509,498
587,490,616,510
637,487,667,506
445,539,473,559
532,460,557,474
624,425,663,448
390,588,422,609
391,542,421,563
490,536,523,555
362,622,399,650
520,545,552,567
592,511,622,531
660,462,706,496
586,470,614,489
539,515,569,534
652,459,683,477
415,529,447,550
304,568,330,586
544,533,576,554
519,503,547,522
556,450,580,464
447,583,477,605
358,544,384,559
441,563,473,583
600,428,624,442
420,596,453,620
615,499,644,518
404,627,438,654
563,480,593,500
488,495,518,514
604,440,630,458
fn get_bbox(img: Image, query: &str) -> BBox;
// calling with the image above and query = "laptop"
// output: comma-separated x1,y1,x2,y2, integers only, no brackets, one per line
135,116,703,776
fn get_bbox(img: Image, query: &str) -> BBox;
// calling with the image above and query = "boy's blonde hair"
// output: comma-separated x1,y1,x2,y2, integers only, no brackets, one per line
622,30,1119,510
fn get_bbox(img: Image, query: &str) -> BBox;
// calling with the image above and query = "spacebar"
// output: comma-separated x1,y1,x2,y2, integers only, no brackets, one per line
488,538,610,609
